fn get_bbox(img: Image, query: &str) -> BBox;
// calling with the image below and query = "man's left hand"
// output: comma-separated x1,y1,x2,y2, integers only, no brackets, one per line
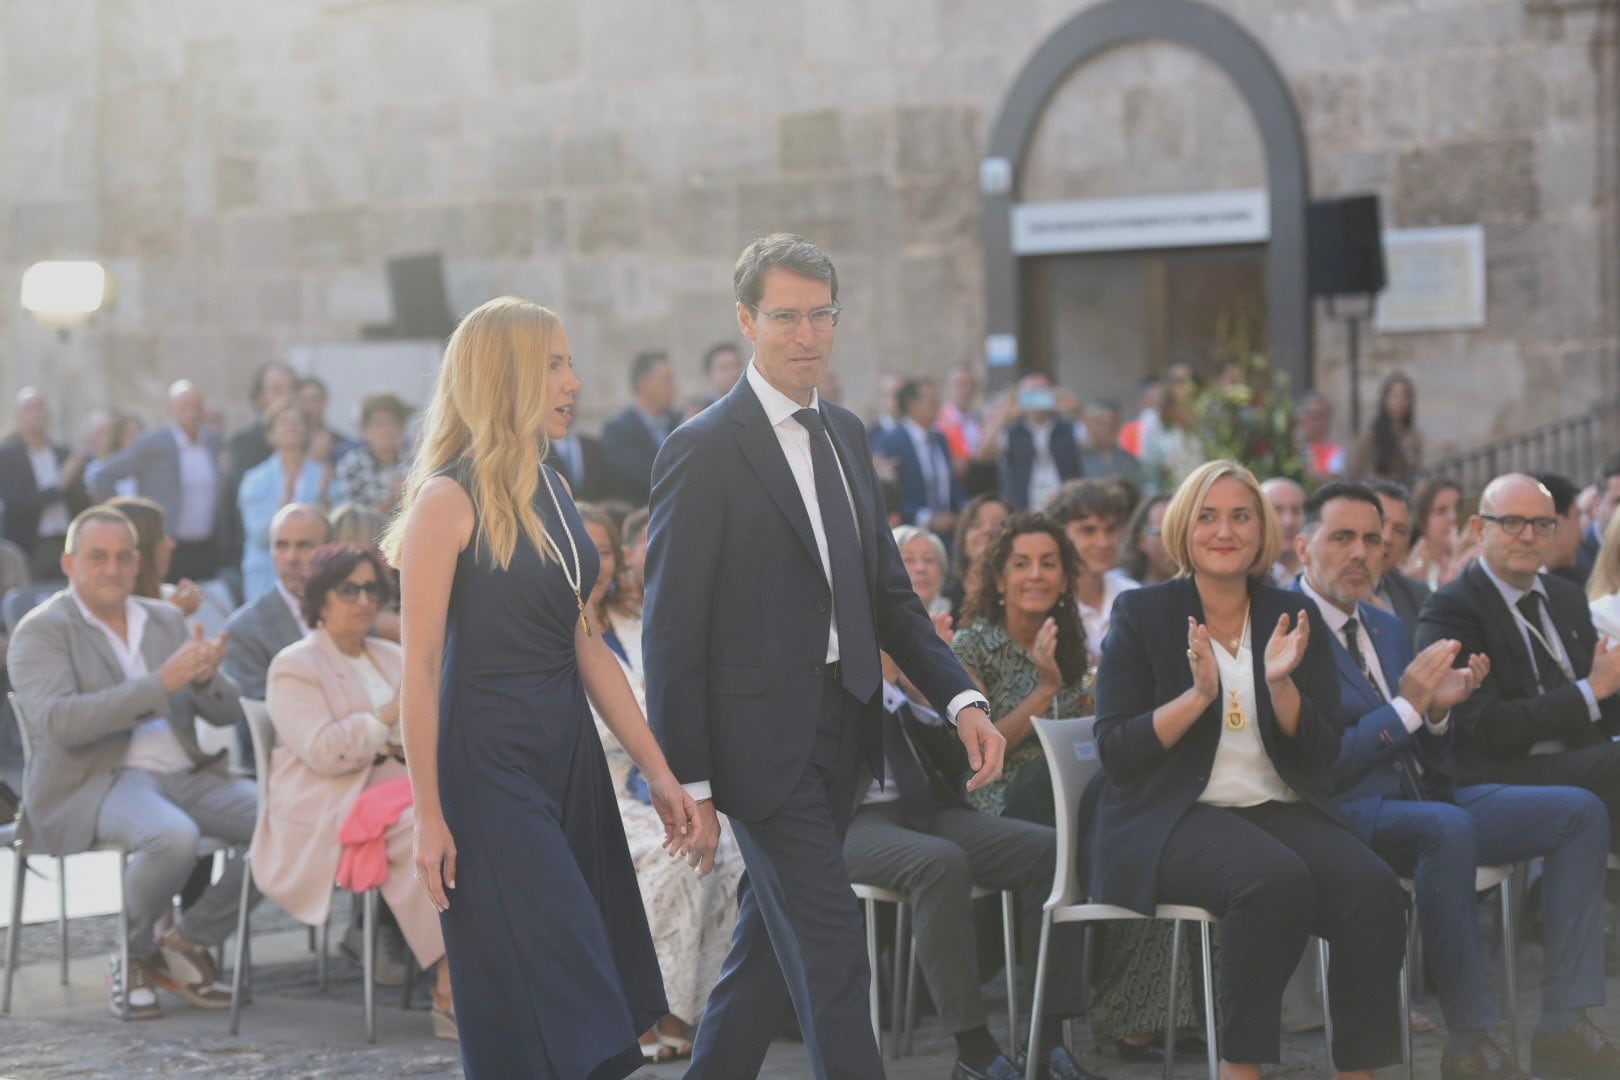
957,705,1004,792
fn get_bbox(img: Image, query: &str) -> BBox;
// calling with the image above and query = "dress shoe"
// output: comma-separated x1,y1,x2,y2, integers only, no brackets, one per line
1531,1017,1620,1078
1043,1045,1109,1080
1440,1035,1531,1080
952,1054,1021,1080
106,953,162,1020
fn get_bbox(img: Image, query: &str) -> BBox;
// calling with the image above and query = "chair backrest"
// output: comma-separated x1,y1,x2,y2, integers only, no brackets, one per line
240,698,275,807
3,581,64,635
7,691,33,766
1031,715,1100,912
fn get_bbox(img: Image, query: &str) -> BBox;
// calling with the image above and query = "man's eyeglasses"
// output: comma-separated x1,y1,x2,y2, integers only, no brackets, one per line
333,581,388,603
750,305,841,333
1479,513,1558,538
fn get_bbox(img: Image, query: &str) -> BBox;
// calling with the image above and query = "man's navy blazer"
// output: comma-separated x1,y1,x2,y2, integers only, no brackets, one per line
1085,576,1344,915
642,376,976,823
1415,561,1620,777
1290,580,1454,845
873,424,965,528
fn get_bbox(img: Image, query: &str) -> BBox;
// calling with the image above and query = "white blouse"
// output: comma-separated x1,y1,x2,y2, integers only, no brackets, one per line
347,651,397,746
1591,593,1620,644
1199,619,1297,808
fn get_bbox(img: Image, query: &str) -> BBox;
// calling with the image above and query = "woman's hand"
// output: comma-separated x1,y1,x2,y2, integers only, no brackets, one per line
931,610,954,647
413,814,457,913
1264,610,1312,686
378,695,401,727
1032,617,1062,689
169,578,203,617
646,772,715,874
1185,617,1218,704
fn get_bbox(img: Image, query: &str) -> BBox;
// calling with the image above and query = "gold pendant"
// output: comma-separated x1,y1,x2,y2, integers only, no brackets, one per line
1225,690,1245,731
577,596,592,637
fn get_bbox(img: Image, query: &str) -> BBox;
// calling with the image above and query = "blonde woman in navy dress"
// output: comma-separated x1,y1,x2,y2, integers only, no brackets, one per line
383,298,710,1079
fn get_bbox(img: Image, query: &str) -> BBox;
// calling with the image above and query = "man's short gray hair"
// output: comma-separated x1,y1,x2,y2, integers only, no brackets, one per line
734,233,838,310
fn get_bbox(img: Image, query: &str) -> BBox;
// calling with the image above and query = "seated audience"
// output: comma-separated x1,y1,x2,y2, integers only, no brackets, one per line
1120,491,1175,586
876,378,965,538
1533,471,1589,588
1043,480,1138,667
1087,460,1405,1080
576,505,742,1063
1261,477,1306,586
223,503,327,702
1416,473,1620,849
951,513,1091,824
330,392,412,515
1406,476,1476,590
1590,509,1620,641
893,524,952,618
9,506,255,1020
107,495,235,642
238,399,326,600
843,649,1095,1080
1578,452,1620,582
1298,481,1616,1078
1368,480,1431,639
943,493,1011,613
617,507,650,610
87,381,224,582
329,502,386,548
257,543,453,1039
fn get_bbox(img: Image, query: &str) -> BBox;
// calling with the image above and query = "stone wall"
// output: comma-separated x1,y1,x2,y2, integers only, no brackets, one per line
0,0,1615,462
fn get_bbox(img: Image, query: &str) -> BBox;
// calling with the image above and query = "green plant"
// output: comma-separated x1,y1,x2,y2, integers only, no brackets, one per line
1192,353,1305,483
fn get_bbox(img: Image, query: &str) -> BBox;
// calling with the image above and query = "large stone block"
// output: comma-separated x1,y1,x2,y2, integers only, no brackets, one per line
3,2,97,96
559,131,625,187
779,110,846,174
5,97,97,202
491,133,555,192
573,191,643,255
1395,138,1539,224
214,156,258,211
289,207,367,267
225,213,291,270
464,199,538,258
896,105,979,179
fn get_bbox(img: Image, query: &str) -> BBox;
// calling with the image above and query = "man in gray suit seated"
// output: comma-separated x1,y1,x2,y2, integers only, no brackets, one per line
9,506,256,1020
221,502,327,704
85,380,224,583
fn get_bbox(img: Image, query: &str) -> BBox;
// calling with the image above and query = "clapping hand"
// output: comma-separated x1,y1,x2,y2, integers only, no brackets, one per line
1263,610,1311,686
1185,617,1218,704
1429,650,1489,721
169,578,203,617
157,624,228,692
1032,617,1062,689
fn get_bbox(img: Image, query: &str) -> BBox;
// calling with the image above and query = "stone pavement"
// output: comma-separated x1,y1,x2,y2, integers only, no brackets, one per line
9,900,1620,1079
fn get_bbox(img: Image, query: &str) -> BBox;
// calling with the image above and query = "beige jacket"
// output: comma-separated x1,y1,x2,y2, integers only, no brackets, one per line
252,628,402,925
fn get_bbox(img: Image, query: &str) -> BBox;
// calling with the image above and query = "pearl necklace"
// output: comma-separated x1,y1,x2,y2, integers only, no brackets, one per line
538,465,590,636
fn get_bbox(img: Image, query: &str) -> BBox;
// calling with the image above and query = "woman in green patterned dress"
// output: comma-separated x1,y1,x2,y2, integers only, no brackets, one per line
950,513,1091,825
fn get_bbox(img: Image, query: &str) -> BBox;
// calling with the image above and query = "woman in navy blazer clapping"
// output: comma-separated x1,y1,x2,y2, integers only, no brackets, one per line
1086,460,1406,1080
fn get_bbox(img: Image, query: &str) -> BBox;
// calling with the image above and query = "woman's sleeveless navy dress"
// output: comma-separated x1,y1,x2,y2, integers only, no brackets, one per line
436,464,665,1078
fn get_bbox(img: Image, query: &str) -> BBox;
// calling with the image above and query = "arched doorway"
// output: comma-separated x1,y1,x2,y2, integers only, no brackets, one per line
981,0,1312,395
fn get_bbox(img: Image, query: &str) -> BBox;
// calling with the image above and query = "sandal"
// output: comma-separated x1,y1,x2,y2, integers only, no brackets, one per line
431,991,458,1041
639,1037,677,1062
655,1030,695,1059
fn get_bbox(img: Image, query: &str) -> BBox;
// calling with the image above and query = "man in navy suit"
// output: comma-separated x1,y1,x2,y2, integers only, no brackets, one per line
644,234,1008,1080
1296,481,1615,1079
601,350,680,506
874,377,965,540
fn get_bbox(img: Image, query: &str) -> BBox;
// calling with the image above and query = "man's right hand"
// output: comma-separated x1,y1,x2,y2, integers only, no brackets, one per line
687,800,721,877
1590,636,1620,700
157,625,224,693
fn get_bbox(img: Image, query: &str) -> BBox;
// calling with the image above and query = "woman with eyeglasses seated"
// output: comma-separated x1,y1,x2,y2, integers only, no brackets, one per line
255,543,455,1040
1086,460,1405,1080
893,524,952,619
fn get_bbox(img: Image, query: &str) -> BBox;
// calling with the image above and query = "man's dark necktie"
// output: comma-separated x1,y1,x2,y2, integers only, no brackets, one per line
793,407,881,702
1343,617,1386,703
883,703,935,831
1516,591,1571,692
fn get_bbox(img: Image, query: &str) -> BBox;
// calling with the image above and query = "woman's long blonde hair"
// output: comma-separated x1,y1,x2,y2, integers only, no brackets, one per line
381,297,560,571
1589,508,1620,601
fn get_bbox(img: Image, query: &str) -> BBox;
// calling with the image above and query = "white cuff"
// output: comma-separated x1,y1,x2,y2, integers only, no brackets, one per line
1391,696,1423,735
882,681,910,714
1424,711,1452,736
362,715,394,748
1579,678,1602,722
682,780,713,802
946,690,990,727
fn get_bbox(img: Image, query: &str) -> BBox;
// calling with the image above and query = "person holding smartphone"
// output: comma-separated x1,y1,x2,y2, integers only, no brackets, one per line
975,373,1084,511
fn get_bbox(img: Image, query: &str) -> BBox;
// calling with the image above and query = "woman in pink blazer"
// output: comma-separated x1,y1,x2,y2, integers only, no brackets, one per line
253,543,454,1038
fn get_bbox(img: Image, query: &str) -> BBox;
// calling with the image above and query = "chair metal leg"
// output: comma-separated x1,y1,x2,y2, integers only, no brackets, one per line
1501,879,1519,1068
1164,920,1184,1080
1318,938,1334,1069
890,901,907,1060
903,919,920,1056
1400,909,1415,1080
1199,922,1218,1080
401,947,415,1010
1001,890,1019,1058
317,913,329,991
1023,915,1054,1080
56,857,68,985
118,851,130,1022
3,843,26,1014
228,857,254,1034
363,889,379,1043
307,926,316,953
864,896,880,1049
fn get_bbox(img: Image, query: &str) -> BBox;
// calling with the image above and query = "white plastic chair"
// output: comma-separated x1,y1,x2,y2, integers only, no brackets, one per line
1025,716,1220,1080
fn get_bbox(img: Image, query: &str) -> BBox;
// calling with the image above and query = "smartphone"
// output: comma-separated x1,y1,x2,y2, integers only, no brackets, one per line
1018,388,1057,411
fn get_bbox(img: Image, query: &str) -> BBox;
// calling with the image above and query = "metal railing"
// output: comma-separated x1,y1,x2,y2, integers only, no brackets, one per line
1417,396,1620,495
